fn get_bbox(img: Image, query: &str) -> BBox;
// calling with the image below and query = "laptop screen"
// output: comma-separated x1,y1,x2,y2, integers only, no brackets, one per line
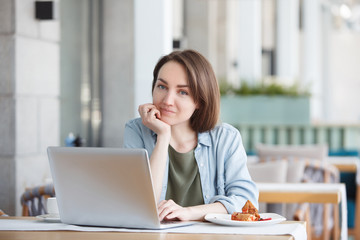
47,147,161,228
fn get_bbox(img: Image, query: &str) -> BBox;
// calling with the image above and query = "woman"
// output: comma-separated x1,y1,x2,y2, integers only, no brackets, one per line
123,49,258,221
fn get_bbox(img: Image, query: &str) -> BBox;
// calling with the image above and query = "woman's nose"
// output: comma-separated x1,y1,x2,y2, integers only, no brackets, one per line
162,91,174,105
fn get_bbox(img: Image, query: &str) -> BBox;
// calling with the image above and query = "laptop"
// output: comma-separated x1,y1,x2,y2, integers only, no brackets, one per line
47,146,195,229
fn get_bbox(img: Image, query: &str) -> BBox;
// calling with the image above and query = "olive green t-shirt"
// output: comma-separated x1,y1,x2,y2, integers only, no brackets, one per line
165,145,204,207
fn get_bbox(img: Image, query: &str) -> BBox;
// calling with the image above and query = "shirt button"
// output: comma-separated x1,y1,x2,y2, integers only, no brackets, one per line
200,163,204,167
205,195,209,199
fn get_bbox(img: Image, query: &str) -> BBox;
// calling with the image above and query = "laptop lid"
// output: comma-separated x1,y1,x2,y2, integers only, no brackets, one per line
47,147,181,229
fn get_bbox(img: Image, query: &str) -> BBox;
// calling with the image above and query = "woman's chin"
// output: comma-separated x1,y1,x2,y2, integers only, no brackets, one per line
159,118,173,126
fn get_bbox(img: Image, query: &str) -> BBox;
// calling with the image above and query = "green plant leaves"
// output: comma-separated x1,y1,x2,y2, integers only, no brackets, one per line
219,80,310,97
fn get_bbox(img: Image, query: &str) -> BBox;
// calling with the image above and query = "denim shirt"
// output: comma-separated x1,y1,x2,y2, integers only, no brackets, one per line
123,118,259,213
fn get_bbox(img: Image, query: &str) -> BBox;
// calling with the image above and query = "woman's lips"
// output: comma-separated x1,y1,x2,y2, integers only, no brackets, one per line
161,108,175,115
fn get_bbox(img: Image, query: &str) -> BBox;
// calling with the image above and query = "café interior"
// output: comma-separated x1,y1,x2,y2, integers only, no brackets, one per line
1,0,360,239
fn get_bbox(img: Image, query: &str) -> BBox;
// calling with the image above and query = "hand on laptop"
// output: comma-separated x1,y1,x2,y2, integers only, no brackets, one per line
158,199,191,221
158,200,228,222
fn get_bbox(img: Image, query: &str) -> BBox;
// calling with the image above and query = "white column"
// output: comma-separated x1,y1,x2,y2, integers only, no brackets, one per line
237,0,262,84
321,4,332,122
102,0,135,147
172,0,184,40
276,0,299,83
226,1,240,87
208,1,218,71
184,0,218,66
215,1,227,80
0,0,60,215
302,0,322,121
134,0,172,113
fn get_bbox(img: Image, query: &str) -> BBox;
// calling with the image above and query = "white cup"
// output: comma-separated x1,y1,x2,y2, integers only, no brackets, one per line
46,197,59,215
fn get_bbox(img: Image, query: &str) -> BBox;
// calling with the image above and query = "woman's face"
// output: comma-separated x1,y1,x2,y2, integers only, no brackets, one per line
152,61,197,127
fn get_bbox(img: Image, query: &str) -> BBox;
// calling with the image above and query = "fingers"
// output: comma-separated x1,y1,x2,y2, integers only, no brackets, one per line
139,104,161,121
163,209,182,221
138,104,170,137
158,199,180,221
158,199,175,214
158,199,194,221
138,104,158,118
158,200,192,221
155,110,161,119
149,107,161,119
157,199,169,210
138,104,160,125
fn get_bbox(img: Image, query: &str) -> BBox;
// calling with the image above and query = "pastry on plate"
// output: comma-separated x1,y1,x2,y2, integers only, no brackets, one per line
231,212,258,221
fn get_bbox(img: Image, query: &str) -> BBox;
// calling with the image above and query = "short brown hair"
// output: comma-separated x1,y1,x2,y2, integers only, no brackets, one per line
152,49,220,132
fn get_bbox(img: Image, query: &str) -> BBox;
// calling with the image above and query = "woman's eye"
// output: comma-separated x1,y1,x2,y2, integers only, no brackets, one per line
179,90,189,96
158,85,166,90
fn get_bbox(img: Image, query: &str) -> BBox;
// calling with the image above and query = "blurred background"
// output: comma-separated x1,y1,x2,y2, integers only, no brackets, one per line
0,0,360,217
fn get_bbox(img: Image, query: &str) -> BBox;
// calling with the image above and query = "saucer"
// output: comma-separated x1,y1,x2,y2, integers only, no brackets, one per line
36,213,61,223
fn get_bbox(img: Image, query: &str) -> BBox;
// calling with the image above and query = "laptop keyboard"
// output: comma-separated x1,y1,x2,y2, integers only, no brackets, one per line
160,220,179,225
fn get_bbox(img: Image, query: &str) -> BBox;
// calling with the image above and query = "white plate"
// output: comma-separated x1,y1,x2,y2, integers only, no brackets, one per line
205,213,286,227
36,214,61,223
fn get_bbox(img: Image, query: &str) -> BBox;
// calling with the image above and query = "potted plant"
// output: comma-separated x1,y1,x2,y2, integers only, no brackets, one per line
219,78,311,125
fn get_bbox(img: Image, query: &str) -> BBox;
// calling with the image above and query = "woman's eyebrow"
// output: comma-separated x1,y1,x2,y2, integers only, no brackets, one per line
157,78,189,88
157,78,168,85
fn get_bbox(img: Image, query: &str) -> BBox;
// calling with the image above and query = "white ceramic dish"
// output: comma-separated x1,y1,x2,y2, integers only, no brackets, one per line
36,214,61,223
205,213,286,227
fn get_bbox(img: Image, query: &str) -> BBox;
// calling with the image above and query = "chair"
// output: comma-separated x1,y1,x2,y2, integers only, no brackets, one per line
247,160,289,214
248,158,306,221
255,143,340,240
20,184,55,216
299,160,340,240
248,159,288,183
256,143,328,161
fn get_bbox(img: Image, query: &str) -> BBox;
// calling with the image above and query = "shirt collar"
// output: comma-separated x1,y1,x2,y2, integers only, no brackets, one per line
197,131,211,147
151,130,212,147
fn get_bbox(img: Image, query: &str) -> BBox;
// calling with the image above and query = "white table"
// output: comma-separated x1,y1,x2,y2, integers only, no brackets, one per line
257,183,347,240
247,155,359,239
327,156,360,238
0,217,307,240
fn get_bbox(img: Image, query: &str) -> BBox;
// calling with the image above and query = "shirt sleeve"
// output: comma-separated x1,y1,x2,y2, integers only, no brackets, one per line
209,125,259,213
123,119,145,149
